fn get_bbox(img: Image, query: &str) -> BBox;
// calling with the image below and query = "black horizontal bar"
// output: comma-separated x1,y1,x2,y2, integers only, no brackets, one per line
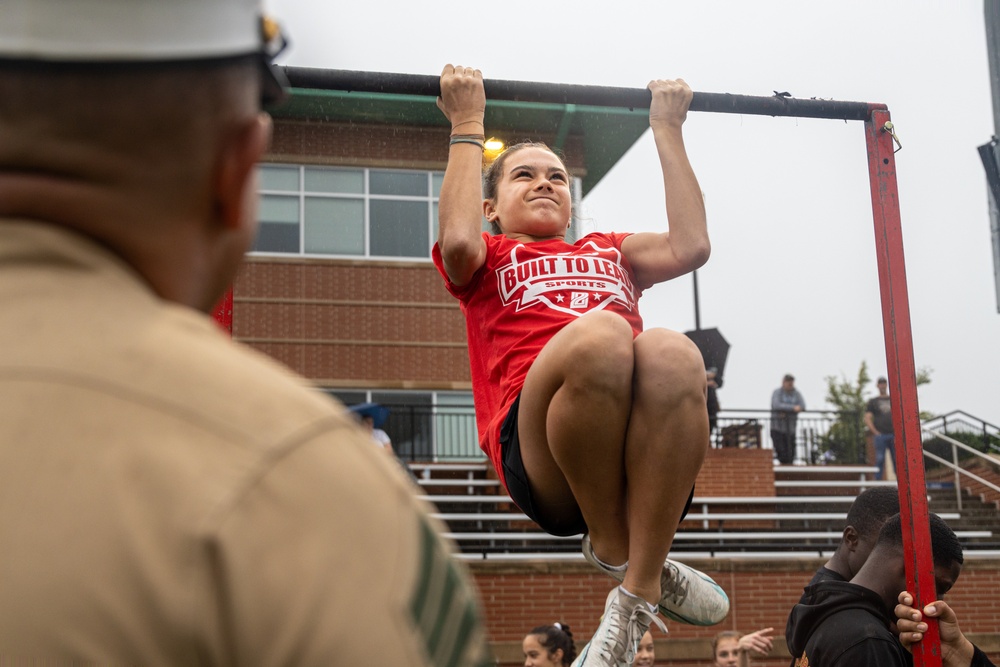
282,66,882,122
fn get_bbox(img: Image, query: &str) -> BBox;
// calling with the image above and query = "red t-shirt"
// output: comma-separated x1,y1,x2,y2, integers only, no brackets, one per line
432,232,645,489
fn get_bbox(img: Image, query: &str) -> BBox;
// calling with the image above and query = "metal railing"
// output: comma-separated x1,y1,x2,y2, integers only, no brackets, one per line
922,410,1000,454
711,409,865,465
379,403,483,462
920,413,1000,511
380,402,1000,505
380,403,867,464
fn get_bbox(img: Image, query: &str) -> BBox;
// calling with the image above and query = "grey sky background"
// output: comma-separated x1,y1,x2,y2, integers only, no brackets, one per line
269,0,999,423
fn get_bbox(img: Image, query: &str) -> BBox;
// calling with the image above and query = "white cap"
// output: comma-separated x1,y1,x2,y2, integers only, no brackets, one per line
0,0,265,61
0,0,288,101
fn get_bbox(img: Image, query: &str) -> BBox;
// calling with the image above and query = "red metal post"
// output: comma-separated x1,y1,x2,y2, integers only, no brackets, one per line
864,108,941,667
212,287,234,336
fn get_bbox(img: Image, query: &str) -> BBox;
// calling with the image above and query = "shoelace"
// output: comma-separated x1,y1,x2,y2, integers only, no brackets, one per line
623,606,667,664
587,595,668,666
661,562,690,606
592,603,626,662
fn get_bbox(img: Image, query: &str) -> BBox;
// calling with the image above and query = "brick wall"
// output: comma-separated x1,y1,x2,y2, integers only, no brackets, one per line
696,448,774,497
233,258,471,388
963,460,1000,507
472,559,1000,666
266,119,588,172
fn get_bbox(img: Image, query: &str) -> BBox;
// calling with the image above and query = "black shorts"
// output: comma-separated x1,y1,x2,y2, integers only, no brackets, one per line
499,392,695,538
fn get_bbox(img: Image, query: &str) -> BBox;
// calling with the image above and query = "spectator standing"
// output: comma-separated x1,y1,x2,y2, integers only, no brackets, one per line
0,2,490,664
787,513,964,667
788,486,901,650
800,486,901,589
770,374,806,465
706,368,720,444
865,377,895,480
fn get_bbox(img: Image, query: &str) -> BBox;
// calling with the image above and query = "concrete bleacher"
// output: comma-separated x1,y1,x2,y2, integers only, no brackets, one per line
411,459,996,560
411,457,1000,665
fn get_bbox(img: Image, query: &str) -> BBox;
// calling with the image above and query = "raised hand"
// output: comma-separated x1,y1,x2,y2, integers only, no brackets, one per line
738,627,775,656
648,78,693,129
437,64,486,132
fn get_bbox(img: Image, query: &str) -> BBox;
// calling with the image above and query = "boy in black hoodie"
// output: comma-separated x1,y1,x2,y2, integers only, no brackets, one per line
798,486,901,593
786,513,963,667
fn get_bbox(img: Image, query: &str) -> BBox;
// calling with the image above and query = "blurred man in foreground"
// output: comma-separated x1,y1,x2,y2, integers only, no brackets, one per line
0,1,489,664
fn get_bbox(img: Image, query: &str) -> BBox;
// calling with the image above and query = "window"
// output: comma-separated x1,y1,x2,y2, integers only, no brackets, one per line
254,164,442,259
256,163,583,259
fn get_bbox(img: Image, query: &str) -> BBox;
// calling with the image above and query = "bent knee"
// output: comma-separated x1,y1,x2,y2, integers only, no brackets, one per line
563,311,634,357
553,312,635,384
634,329,707,394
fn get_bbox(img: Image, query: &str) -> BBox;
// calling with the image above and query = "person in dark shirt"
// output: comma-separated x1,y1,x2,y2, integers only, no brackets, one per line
865,376,896,480
770,374,805,465
799,486,901,593
706,368,720,443
786,513,964,667
785,487,901,667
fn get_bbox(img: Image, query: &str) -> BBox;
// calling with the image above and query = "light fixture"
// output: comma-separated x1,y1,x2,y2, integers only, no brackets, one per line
483,137,505,164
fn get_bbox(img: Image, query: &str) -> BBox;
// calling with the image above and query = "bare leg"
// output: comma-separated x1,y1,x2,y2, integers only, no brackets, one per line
619,329,708,604
517,313,709,608
517,311,635,566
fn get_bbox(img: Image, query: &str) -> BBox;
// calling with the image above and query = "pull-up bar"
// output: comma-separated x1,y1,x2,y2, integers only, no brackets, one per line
239,67,940,667
282,66,885,121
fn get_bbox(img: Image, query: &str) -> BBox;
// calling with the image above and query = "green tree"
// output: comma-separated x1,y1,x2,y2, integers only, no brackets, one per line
818,362,871,464
818,362,932,464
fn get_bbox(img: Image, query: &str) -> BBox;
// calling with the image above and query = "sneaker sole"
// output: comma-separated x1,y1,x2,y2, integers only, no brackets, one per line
657,564,729,626
582,536,729,626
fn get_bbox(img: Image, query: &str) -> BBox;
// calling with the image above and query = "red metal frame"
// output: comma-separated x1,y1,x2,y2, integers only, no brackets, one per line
865,108,941,667
217,74,944,663
212,287,233,336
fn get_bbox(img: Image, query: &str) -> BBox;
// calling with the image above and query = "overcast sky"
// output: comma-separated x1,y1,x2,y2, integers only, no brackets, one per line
268,0,999,425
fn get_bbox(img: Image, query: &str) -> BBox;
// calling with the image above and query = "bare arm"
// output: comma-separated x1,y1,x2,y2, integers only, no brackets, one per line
435,64,488,286
738,627,774,666
864,410,877,434
622,78,709,288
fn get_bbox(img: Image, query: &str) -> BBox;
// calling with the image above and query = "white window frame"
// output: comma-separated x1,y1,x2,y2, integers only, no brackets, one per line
254,164,442,260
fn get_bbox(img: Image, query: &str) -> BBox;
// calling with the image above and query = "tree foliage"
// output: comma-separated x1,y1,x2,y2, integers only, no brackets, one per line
817,361,932,464
817,362,871,464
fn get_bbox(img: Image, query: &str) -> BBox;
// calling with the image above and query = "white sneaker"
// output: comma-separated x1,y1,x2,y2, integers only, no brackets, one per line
571,587,666,667
582,535,730,626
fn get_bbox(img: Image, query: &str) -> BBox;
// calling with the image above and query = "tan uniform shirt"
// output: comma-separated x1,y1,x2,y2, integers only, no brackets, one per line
0,221,490,666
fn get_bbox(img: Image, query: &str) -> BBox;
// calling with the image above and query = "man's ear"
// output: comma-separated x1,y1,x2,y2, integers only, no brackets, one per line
843,526,860,551
213,113,272,231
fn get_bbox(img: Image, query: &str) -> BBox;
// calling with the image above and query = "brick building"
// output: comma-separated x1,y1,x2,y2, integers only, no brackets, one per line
231,80,1000,665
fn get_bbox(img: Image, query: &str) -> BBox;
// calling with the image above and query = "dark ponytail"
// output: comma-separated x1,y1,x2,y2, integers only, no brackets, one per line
528,623,576,666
